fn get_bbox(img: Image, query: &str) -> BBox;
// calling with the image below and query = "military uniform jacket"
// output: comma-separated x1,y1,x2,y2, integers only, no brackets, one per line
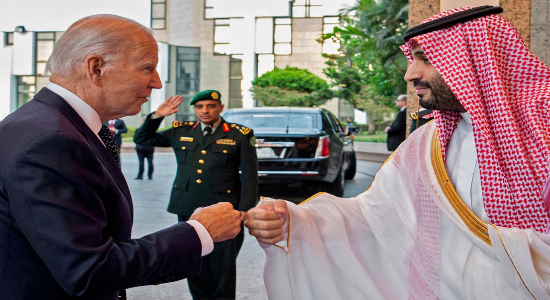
134,114,258,216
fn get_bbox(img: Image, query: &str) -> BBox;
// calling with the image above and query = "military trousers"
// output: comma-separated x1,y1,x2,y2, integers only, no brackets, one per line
178,215,244,300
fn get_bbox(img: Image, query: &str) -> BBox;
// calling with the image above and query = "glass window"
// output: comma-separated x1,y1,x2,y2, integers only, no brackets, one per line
257,54,274,76
255,18,273,54
151,0,166,30
175,46,200,120
274,18,291,55
214,19,230,55
204,0,214,19
35,32,56,75
275,18,291,25
214,25,230,43
4,32,14,46
274,44,291,55
292,0,322,18
274,25,291,43
17,76,36,108
36,40,54,61
326,112,344,132
228,112,319,134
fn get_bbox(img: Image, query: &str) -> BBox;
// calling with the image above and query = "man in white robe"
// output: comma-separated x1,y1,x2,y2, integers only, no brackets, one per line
245,6,550,299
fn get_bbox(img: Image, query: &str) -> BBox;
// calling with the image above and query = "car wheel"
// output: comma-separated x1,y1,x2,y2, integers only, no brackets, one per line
344,151,357,180
321,166,345,197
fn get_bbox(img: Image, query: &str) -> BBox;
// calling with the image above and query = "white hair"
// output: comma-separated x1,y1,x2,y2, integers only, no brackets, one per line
45,14,153,77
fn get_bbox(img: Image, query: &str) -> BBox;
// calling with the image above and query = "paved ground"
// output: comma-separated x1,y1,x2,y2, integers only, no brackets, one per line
121,152,382,299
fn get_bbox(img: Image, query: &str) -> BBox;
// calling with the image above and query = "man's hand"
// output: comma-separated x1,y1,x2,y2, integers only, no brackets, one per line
245,200,289,244
108,127,117,133
189,202,245,242
154,95,184,118
384,126,390,134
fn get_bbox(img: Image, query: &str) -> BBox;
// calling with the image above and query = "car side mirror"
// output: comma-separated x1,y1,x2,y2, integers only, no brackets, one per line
348,126,358,135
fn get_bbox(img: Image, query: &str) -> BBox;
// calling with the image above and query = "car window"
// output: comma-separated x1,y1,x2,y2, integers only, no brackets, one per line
229,112,319,132
324,112,342,133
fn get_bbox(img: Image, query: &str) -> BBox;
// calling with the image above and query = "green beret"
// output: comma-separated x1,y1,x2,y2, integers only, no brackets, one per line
190,90,222,105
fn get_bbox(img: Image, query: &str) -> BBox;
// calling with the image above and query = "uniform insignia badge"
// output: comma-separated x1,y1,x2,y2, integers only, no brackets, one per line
173,121,194,128
239,126,251,135
222,123,230,132
250,136,256,147
216,139,236,145
231,124,237,127
180,137,194,142
211,92,219,100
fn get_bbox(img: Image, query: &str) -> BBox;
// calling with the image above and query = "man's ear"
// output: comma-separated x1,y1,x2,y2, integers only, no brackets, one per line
84,55,106,87
220,103,225,112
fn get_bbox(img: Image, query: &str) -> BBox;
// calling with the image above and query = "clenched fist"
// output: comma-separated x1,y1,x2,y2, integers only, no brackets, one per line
245,200,289,244
189,202,247,242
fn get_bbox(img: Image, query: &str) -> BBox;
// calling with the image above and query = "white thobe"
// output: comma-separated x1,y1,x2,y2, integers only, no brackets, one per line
261,120,550,300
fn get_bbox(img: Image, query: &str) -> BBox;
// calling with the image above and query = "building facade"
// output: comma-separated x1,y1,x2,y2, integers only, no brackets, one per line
0,0,361,128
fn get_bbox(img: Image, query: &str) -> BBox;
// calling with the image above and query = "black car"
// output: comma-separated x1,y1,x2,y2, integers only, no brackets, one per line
222,107,357,197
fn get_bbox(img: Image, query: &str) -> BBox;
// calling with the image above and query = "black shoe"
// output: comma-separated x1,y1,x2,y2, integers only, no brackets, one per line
148,177,153,180
134,177,143,180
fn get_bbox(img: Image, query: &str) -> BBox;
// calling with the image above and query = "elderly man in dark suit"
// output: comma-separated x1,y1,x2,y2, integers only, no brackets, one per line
385,94,408,151
0,14,244,300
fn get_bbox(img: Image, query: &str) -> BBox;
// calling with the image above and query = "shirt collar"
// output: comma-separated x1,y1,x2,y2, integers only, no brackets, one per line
47,82,103,135
201,118,222,132
460,112,472,125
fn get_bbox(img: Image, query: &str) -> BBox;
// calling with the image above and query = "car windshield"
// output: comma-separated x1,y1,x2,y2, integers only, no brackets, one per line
227,112,319,134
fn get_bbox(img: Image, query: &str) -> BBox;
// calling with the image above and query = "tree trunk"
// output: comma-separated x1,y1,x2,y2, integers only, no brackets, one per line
367,111,376,135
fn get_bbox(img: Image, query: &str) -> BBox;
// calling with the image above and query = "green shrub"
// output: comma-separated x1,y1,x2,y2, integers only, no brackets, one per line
121,126,172,142
251,66,333,107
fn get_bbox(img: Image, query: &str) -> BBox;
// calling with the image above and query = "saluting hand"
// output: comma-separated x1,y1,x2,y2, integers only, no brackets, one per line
245,200,288,244
189,202,245,242
154,95,184,118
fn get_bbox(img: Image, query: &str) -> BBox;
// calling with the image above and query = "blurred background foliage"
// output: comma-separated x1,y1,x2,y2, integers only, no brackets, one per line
322,0,409,134
251,66,333,107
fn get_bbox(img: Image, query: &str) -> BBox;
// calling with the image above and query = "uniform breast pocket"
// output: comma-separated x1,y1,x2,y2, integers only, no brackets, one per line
176,141,198,163
212,144,237,167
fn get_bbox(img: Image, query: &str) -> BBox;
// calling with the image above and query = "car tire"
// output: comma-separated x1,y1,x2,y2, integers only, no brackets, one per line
321,166,345,197
344,151,357,180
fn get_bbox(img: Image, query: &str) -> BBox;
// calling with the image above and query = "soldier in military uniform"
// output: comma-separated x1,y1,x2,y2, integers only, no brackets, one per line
134,90,258,300
409,108,434,134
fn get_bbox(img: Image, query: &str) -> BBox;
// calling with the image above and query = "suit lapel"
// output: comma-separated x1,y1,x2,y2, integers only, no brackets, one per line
34,88,133,206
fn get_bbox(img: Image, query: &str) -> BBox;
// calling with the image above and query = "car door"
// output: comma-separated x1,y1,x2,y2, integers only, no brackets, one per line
323,111,345,176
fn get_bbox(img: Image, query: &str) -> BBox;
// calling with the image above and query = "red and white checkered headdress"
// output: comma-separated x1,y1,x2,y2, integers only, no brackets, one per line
401,7,550,232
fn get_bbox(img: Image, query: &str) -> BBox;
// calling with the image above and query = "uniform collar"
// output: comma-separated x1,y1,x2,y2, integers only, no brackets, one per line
201,117,222,133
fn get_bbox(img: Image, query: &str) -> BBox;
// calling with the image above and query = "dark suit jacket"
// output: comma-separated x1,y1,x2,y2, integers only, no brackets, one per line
134,114,258,216
386,108,407,151
0,88,202,300
103,119,128,146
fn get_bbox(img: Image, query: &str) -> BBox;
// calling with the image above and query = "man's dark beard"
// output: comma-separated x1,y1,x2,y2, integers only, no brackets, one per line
413,76,466,113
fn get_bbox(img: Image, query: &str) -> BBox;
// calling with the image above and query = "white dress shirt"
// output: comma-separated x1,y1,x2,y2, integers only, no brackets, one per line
46,82,214,256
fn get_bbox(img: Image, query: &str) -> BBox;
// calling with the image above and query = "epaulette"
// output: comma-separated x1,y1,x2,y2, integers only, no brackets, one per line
231,123,252,135
173,121,195,128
